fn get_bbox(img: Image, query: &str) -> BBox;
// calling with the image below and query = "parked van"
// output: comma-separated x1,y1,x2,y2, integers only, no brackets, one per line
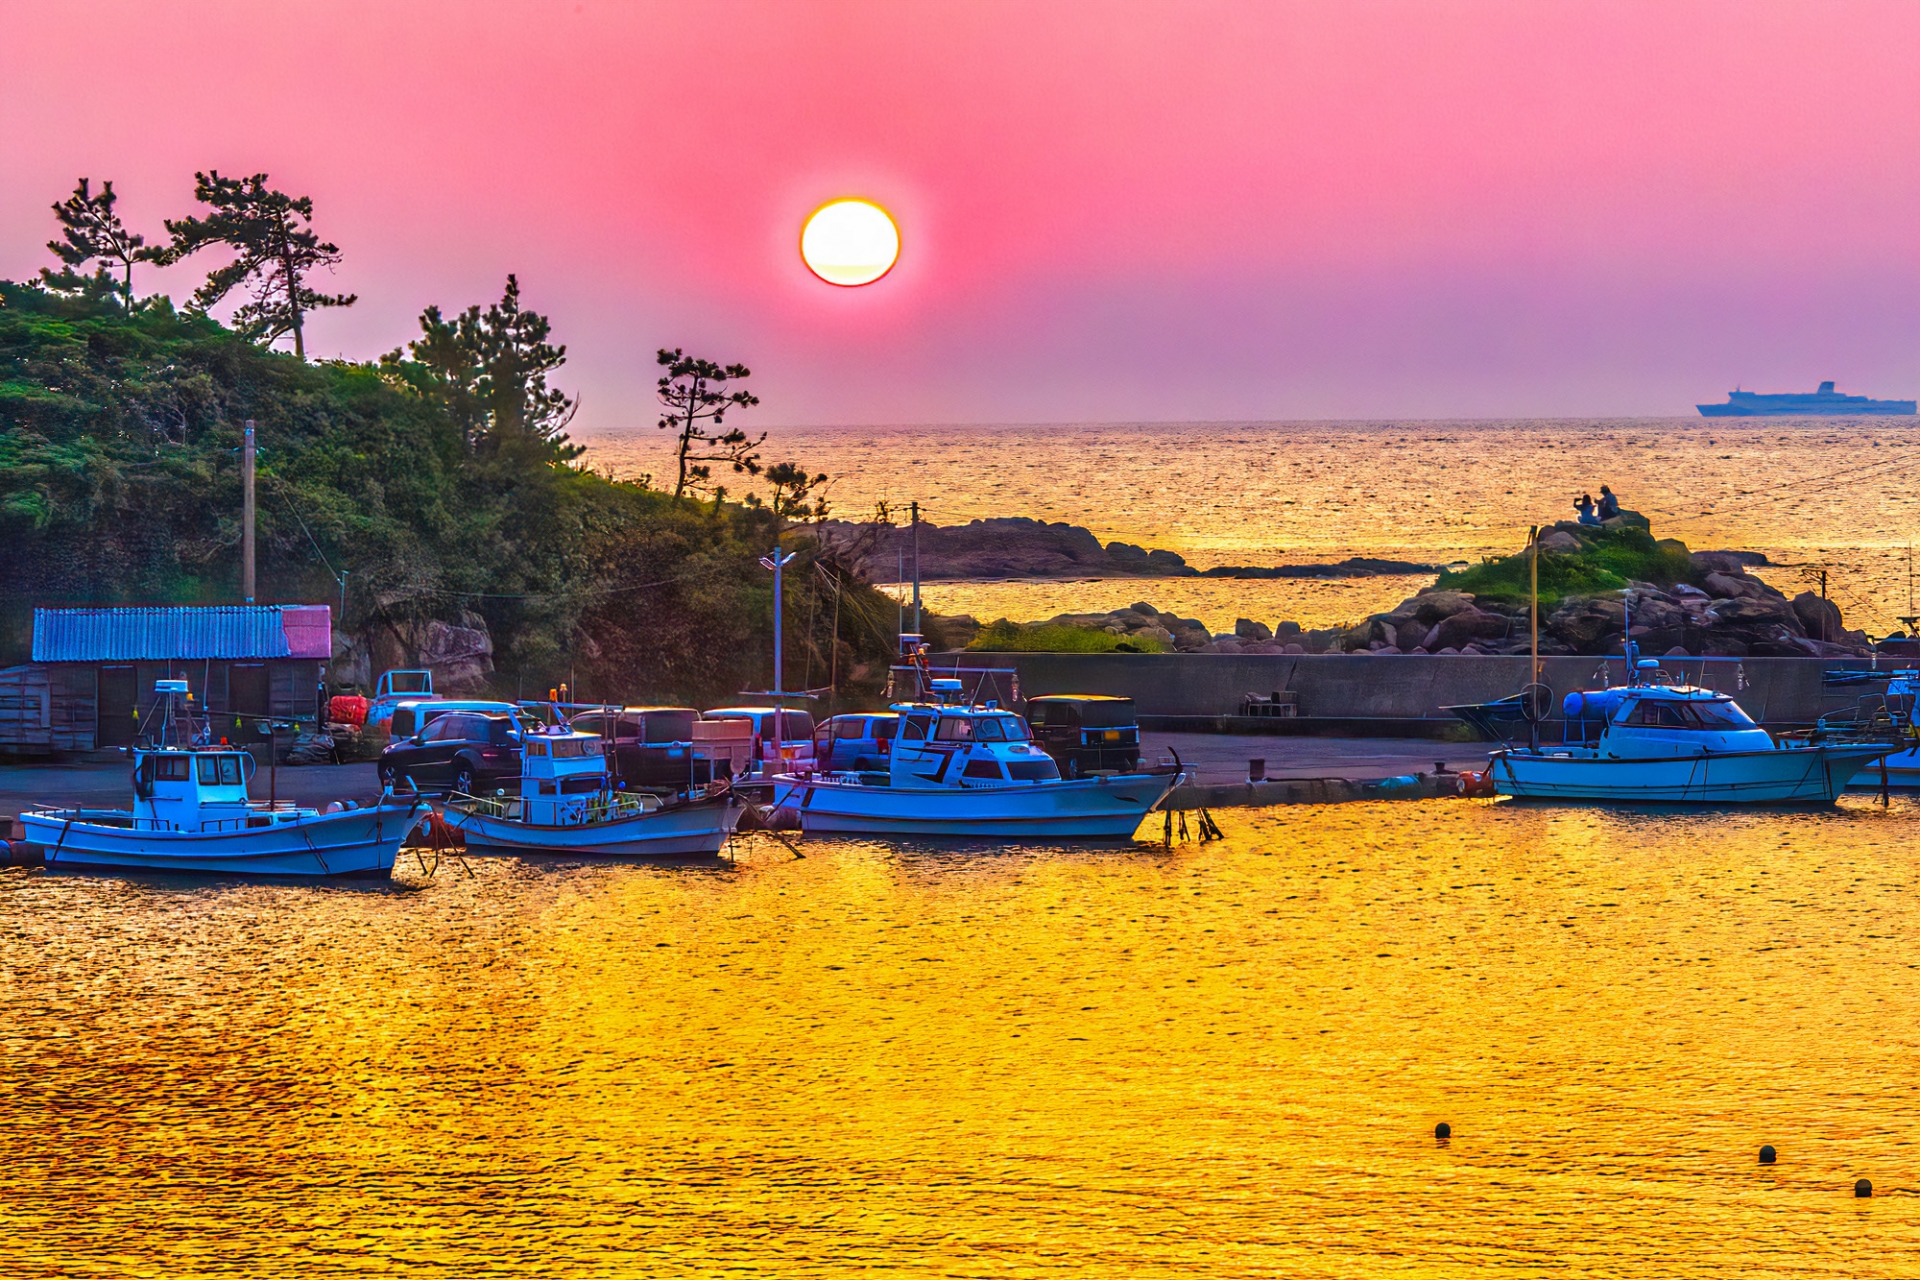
703,706,817,774
564,706,750,791
1025,695,1140,777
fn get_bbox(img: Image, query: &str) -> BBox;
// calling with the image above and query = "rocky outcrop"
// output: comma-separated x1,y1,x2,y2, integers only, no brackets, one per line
1197,557,1448,579
819,518,1446,582
817,517,1198,580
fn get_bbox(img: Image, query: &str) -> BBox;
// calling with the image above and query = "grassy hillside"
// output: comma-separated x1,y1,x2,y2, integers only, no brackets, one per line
0,281,897,703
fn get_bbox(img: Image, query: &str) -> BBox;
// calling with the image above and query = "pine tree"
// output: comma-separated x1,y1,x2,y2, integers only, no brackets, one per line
380,276,579,457
656,349,763,499
44,178,155,308
159,171,355,358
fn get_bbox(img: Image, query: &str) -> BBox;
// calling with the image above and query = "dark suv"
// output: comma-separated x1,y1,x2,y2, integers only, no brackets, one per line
1025,695,1140,777
565,706,717,793
378,712,522,795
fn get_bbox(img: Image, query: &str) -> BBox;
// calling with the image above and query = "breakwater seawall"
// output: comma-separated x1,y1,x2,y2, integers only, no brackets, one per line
947,653,1868,730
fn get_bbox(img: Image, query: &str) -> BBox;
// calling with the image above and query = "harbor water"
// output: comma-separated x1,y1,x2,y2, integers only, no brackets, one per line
581,419,1920,633
6,800,1919,1275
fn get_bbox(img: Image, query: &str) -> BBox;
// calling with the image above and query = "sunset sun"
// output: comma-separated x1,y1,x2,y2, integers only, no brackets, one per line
800,199,899,286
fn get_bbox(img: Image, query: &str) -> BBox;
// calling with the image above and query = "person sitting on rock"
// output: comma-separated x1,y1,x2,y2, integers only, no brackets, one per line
1597,485,1620,520
1575,493,1601,526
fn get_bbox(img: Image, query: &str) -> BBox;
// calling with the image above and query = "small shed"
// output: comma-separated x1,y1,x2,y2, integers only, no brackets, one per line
0,605,332,754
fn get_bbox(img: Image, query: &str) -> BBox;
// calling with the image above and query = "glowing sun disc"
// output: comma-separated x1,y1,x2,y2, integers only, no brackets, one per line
801,199,900,286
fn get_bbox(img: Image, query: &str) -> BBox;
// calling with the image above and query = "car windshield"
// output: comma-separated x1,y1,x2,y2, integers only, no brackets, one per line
389,673,430,694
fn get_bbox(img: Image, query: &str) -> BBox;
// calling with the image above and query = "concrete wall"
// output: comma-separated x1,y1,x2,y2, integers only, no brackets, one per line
929,653,1879,727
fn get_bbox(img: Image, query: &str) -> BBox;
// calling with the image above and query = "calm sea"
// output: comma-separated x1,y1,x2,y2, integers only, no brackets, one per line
6,804,1919,1275
580,420,1920,632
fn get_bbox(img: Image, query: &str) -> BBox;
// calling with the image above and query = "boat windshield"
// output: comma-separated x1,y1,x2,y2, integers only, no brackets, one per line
1620,698,1756,730
1692,698,1758,730
970,715,1031,742
195,755,244,785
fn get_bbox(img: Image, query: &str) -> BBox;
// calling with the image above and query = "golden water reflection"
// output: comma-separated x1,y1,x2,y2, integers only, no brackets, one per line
4,799,1918,1275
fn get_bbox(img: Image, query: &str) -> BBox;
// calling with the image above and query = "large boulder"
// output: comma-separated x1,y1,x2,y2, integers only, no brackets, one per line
1702,572,1766,600
1423,607,1514,652
1792,592,1845,643
1708,595,1801,631
1546,597,1626,651
419,617,494,694
1235,618,1273,641
1409,590,1477,624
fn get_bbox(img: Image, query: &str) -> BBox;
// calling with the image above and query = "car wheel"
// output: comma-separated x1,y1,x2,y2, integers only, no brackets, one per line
452,760,477,796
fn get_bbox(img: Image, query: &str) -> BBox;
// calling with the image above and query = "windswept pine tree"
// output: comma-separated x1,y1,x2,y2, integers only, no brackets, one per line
43,178,157,309
655,348,763,499
157,171,355,359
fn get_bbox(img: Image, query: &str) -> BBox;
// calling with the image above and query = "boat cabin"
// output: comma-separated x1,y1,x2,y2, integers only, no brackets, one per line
1560,682,1771,757
519,727,611,824
130,747,273,831
886,702,1062,787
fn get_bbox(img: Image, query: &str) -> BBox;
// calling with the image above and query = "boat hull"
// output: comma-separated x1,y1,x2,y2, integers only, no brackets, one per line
771,772,1180,839
18,802,429,878
445,798,743,856
1491,745,1893,803
1847,744,1920,789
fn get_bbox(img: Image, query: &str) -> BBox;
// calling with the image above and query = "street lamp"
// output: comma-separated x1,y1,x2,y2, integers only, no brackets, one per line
759,547,798,767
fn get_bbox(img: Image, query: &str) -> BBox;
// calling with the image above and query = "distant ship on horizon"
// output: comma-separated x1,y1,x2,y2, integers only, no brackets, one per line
1698,381,1916,417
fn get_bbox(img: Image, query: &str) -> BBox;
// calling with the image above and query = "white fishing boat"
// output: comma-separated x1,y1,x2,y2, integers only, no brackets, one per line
19,680,428,877
1832,669,1920,789
443,723,742,856
770,683,1183,839
1489,662,1895,803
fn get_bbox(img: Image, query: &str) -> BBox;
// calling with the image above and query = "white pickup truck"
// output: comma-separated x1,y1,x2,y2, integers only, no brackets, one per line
366,670,439,728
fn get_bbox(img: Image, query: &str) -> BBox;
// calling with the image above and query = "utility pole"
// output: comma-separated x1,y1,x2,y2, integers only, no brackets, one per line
910,501,922,635
241,420,256,604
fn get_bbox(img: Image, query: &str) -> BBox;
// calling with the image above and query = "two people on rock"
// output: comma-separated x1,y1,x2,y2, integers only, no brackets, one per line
1575,485,1620,526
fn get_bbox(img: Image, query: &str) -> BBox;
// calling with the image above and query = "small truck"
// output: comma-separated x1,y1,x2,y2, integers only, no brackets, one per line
366,670,439,729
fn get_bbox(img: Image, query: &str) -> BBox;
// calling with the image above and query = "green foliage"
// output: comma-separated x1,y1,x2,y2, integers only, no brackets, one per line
0,277,895,704
1436,524,1698,610
158,171,355,358
379,275,580,460
967,619,1170,653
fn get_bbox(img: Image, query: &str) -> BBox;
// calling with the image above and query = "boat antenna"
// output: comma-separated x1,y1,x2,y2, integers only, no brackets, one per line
911,500,922,637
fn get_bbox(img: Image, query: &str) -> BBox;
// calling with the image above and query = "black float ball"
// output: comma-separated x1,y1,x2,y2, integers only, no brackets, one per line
1856,1178,1873,1198
1434,1122,1452,1140
1758,1145,1776,1165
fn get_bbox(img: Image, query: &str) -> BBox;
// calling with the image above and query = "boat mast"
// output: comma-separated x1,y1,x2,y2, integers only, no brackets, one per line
1528,525,1539,690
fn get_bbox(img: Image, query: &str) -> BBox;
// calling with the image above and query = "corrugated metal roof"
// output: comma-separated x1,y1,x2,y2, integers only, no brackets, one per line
32,605,333,662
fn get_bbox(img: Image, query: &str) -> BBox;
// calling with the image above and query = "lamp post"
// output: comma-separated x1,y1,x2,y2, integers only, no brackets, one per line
760,547,798,767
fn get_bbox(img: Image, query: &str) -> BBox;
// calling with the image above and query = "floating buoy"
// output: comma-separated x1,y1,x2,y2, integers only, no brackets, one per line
1758,1145,1776,1165
1434,1122,1452,1140
1855,1178,1873,1198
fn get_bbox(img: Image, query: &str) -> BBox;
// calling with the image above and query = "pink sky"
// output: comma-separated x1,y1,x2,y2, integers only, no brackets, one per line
3,0,1916,427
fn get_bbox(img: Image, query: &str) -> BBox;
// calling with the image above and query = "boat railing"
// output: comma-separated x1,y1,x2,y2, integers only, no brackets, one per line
451,790,662,823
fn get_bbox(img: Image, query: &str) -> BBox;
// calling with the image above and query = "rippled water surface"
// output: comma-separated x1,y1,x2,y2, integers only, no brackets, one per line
581,420,1920,631
6,801,1920,1276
